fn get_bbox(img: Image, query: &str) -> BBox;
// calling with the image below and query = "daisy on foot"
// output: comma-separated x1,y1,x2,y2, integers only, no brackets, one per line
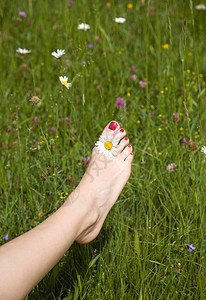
64,121,133,243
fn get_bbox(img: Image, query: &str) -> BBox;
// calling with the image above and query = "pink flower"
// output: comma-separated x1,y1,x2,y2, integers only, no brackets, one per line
130,66,137,72
30,96,40,104
21,63,28,71
182,138,190,147
173,113,179,123
18,11,26,19
13,141,17,147
34,116,38,123
95,36,100,43
167,163,176,171
51,126,56,133
130,74,137,81
115,97,125,108
139,81,147,88
8,125,12,133
150,6,155,13
35,87,40,95
35,141,40,146
82,157,90,165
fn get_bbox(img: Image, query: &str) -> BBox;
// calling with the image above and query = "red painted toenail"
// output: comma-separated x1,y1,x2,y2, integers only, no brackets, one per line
128,145,132,148
120,129,124,133
108,121,118,131
125,137,128,141
130,153,133,155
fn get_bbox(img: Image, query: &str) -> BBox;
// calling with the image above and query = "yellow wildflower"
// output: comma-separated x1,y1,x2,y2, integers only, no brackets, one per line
127,3,133,9
162,44,169,50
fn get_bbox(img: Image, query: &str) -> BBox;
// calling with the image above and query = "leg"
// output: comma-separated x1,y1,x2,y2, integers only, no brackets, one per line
0,121,133,300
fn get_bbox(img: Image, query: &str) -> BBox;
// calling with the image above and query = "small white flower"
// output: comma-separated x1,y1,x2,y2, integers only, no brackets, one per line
201,146,206,154
77,23,90,31
195,4,206,10
114,17,126,24
59,76,72,89
16,48,31,54
51,49,65,58
95,134,118,157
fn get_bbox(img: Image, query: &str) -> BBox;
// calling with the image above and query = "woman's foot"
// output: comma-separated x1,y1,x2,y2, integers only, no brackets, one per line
65,121,133,243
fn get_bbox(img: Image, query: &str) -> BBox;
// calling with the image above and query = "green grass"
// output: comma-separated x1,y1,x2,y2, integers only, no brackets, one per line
0,0,205,299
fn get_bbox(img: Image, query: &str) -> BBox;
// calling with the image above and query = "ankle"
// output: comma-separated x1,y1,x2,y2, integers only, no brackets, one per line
63,186,99,239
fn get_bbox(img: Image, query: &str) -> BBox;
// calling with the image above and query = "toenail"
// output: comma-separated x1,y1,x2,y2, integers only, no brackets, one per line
130,153,133,155
128,145,132,148
108,121,118,131
120,129,124,133
124,137,128,141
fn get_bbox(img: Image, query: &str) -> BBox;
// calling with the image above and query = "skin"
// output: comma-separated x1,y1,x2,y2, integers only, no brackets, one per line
0,121,133,300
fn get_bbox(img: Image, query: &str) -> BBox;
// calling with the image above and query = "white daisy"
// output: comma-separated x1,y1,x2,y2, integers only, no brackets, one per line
51,49,65,58
114,17,126,24
195,4,206,10
59,76,72,89
16,48,31,54
77,23,90,31
201,146,206,154
95,134,119,157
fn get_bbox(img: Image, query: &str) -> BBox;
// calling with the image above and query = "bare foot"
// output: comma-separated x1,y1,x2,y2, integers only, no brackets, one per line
65,121,133,243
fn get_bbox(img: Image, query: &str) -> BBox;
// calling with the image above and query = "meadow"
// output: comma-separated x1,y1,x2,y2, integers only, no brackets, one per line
0,0,205,299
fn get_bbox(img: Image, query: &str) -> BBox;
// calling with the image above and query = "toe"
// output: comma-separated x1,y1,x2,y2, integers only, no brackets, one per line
115,136,129,154
125,152,133,164
114,128,126,143
101,121,120,137
119,145,133,161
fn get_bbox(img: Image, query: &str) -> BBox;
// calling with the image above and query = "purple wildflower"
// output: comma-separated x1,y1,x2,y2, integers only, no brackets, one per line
130,74,137,81
146,259,151,262
51,126,56,133
183,101,189,121
150,6,155,13
8,125,12,133
88,43,93,49
81,61,86,66
166,163,176,171
173,113,180,123
66,116,71,123
34,116,38,123
35,141,40,146
188,244,196,252
19,11,26,19
115,97,125,109
3,234,9,242
139,81,147,88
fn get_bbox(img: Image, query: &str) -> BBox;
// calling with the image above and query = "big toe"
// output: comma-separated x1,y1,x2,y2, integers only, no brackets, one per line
101,121,120,137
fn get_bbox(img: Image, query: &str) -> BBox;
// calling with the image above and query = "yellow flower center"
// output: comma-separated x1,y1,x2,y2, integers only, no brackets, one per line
62,81,67,86
104,141,113,150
